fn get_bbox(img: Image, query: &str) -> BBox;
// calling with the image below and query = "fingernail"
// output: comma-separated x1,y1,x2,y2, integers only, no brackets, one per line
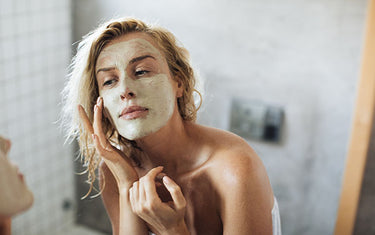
94,105,98,112
163,176,171,184
97,97,101,104
78,105,84,112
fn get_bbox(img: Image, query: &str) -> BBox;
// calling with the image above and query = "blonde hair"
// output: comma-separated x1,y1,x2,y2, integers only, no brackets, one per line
61,18,201,197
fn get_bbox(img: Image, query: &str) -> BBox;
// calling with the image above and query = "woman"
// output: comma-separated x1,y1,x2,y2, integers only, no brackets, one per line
62,18,281,235
0,136,34,235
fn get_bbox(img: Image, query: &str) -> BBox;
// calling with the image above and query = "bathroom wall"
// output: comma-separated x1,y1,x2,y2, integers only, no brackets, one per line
0,0,77,234
72,0,368,234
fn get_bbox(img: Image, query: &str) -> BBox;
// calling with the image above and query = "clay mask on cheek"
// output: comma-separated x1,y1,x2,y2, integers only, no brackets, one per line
101,73,176,140
97,39,177,140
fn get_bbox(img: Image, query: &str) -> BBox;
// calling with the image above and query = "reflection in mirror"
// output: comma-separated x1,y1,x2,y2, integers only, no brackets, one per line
0,0,371,234
0,136,33,235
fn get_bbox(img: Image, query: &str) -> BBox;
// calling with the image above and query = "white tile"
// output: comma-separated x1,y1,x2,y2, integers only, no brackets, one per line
0,16,13,40
14,0,28,15
0,0,13,16
1,38,16,61
1,1,80,234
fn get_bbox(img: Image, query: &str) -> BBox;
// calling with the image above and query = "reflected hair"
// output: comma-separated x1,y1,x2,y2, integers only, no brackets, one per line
61,17,201,198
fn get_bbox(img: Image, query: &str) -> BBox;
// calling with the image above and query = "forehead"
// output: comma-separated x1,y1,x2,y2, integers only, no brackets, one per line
97,34,162,64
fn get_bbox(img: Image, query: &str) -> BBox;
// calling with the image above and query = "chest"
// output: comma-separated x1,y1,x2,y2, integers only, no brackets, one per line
136,167,223,234
175,174,223,235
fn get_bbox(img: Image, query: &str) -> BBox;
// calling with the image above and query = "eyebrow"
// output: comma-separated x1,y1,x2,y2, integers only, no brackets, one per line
96,55,156,75
129,55,156,64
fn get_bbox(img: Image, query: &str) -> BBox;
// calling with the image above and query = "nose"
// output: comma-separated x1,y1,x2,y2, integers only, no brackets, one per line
120,87,136,100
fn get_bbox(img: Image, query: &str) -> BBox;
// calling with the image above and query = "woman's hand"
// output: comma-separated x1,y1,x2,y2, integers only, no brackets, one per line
78,97,138,190
129,166,189,235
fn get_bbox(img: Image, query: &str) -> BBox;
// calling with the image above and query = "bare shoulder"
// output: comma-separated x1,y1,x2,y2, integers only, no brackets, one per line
193,123,263,171
192,124,273,202
192,124,274,233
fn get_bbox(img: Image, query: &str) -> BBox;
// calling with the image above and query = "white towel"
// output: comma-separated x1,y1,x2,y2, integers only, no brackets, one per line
272,196,282,235
149,196,282,234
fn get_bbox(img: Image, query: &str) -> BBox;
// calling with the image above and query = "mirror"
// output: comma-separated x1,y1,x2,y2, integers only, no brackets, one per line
335,0,375,234
0,0,371,234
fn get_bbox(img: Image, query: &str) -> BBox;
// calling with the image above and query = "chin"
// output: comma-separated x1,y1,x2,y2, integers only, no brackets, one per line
118,123,165,141
119,128,156,140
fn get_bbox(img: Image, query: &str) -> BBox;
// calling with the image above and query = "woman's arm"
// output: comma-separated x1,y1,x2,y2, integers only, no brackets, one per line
215,150,274,235
80,98,148,235
100,162,148,235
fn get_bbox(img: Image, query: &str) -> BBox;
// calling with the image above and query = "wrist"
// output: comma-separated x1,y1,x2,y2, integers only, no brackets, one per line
164,220,189,235
117,177,138,195
118,184,133,196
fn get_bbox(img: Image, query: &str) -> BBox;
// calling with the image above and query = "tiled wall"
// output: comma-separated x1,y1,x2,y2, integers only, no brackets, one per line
0,0,78,234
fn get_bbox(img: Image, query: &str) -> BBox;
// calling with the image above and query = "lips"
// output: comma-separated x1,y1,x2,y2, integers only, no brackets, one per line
18,172,25,182
119,106,149,120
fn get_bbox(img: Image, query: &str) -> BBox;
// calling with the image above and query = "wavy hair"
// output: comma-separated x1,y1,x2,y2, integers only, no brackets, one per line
61,18,201,197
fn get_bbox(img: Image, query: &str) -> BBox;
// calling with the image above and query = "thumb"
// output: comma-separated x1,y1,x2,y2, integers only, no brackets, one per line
163,176,186,211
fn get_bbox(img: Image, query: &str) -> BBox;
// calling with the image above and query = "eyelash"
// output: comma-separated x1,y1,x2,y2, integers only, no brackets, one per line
135,70,149,77
101,69,150,86
103,78,117,87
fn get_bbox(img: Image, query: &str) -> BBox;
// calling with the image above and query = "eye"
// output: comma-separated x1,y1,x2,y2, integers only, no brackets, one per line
103,78,117,87
134,70,149,77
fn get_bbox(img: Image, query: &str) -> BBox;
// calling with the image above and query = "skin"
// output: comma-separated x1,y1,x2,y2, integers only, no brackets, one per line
0,136,34,235
97,39,176,140
79,32,274,235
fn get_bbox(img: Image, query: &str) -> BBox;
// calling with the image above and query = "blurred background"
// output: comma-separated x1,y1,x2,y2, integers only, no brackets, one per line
0,0,371,234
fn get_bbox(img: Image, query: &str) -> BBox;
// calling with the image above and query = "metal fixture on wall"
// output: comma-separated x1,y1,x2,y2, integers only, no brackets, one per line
230,98,284,143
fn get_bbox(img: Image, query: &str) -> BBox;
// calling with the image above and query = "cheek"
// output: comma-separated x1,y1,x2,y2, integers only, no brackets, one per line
100,89,121,116
141,76,175,99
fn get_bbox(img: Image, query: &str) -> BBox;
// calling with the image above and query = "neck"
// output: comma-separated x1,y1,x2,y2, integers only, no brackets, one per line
136,112,197,176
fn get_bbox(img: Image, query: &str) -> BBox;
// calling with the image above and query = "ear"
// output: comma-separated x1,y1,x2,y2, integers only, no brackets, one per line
176,80,183,98
174,75,183,98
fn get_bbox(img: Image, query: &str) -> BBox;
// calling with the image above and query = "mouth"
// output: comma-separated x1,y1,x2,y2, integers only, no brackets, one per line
18,172,25,182
16,168,25,182
119,106,149,120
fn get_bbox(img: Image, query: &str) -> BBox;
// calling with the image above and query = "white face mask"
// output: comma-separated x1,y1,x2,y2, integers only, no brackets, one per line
0,137,33,217
96,38,177,140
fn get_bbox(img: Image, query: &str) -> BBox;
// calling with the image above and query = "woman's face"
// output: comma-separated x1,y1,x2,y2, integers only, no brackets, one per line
95,33,182,140
0,136,33,217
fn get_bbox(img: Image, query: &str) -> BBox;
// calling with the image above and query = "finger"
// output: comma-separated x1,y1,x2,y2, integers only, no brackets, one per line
142,166,164,201
78,105,94,134
163,176,186,211
129,186,136,213
156,172,167,182
140,167,164,202
145,166,164,180
139,177,148,204
131,181,140,213
93,96,107,143
93,97,110,150
92,134,113,160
